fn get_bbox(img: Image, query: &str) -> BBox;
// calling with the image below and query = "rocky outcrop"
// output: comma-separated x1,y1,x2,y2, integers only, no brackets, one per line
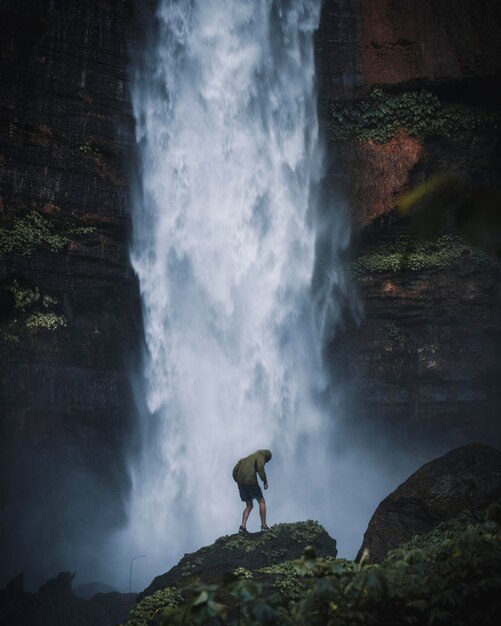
0,571,136,626
129,513,501,626
315,0,501,449
139,521,338,601
357,443,501,563
0,0,139,588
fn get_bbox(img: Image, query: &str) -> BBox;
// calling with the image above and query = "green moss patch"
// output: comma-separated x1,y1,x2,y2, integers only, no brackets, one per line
140,520,337,603
0,210,97,259
219,520,325,553
141,506,501,626
0,280,67,334
0,211,68,258
232,567,253,579
384,322,402,342
125,587,182,626
25,312,67,330
352,233,492,276
327,88,501,143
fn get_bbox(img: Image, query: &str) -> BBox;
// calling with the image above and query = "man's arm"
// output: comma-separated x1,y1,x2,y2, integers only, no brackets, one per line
256,456,268,487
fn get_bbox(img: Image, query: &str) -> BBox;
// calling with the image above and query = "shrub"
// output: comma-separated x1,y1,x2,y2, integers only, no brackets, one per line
0,210,97,259
351,233,492,276
147,508,501,626
125,587,183,626
327,88,501,143
25,312,67,330
0,211,68,258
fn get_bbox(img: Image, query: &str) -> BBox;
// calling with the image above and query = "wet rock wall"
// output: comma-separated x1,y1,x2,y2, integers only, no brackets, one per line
0,0,139,587
316,0,501,451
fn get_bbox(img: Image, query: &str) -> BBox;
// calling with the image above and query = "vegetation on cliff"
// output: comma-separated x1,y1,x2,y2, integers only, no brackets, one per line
138,521,337,601
351,232,494,277
126,588,183,626
0,211,69,258
0,210,96,259
327,88,501,144
0,279,67,342
124,509,501,625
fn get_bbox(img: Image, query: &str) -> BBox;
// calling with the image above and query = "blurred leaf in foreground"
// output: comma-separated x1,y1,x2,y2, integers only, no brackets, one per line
398,174,501,259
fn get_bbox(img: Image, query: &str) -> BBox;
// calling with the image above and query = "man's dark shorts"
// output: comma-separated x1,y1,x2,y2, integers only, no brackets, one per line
238,483,264,502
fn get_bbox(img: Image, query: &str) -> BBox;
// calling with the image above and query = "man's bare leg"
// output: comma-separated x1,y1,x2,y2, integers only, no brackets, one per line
258,497,267,528
241,501,253,529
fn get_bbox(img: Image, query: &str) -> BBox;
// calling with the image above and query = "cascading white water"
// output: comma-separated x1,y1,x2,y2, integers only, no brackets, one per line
118,0,370,590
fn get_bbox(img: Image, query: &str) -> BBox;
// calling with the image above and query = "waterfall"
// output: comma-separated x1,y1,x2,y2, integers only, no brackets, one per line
120,0,359,590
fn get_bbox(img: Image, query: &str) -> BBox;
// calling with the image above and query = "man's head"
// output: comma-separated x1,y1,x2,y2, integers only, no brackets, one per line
261,449,272,462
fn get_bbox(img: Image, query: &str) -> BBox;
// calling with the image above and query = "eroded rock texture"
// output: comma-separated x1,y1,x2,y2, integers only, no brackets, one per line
357,443,501,562
0,0,138,587
316,0,501,450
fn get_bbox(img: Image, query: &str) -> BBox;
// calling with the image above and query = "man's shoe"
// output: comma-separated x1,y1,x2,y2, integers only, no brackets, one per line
239,526,250,535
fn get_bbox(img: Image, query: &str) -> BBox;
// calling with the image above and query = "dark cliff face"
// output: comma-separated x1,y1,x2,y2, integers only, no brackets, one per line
0,0,139,587
316,0,501,452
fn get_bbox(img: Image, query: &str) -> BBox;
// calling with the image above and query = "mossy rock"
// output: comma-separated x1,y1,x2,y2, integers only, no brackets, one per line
139,521,337,601
141,507,501,626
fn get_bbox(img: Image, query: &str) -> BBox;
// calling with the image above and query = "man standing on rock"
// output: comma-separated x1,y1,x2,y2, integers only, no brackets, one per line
232,449,272,534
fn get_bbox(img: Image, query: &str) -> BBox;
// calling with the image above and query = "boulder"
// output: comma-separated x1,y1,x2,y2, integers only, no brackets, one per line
357,443,501,562
139,520,337,601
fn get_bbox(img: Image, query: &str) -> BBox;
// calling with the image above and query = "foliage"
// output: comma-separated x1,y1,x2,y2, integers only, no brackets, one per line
42,294,59,308
71,225,97,236
25,312,67,330
160,581,229,626
384,322,401,342
125,587,183,626
147,508,501,626
79,140,101,156
259,560,304,601
327,88,501,143
181,558,205,577
0,211,68,258
9,280,40,312
351,233,493,276
398,175,501,259
219,520,325,553
0,210,97,259
393,506,499,555
0,329,20,343
233,567,254,580
3,280,66,332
